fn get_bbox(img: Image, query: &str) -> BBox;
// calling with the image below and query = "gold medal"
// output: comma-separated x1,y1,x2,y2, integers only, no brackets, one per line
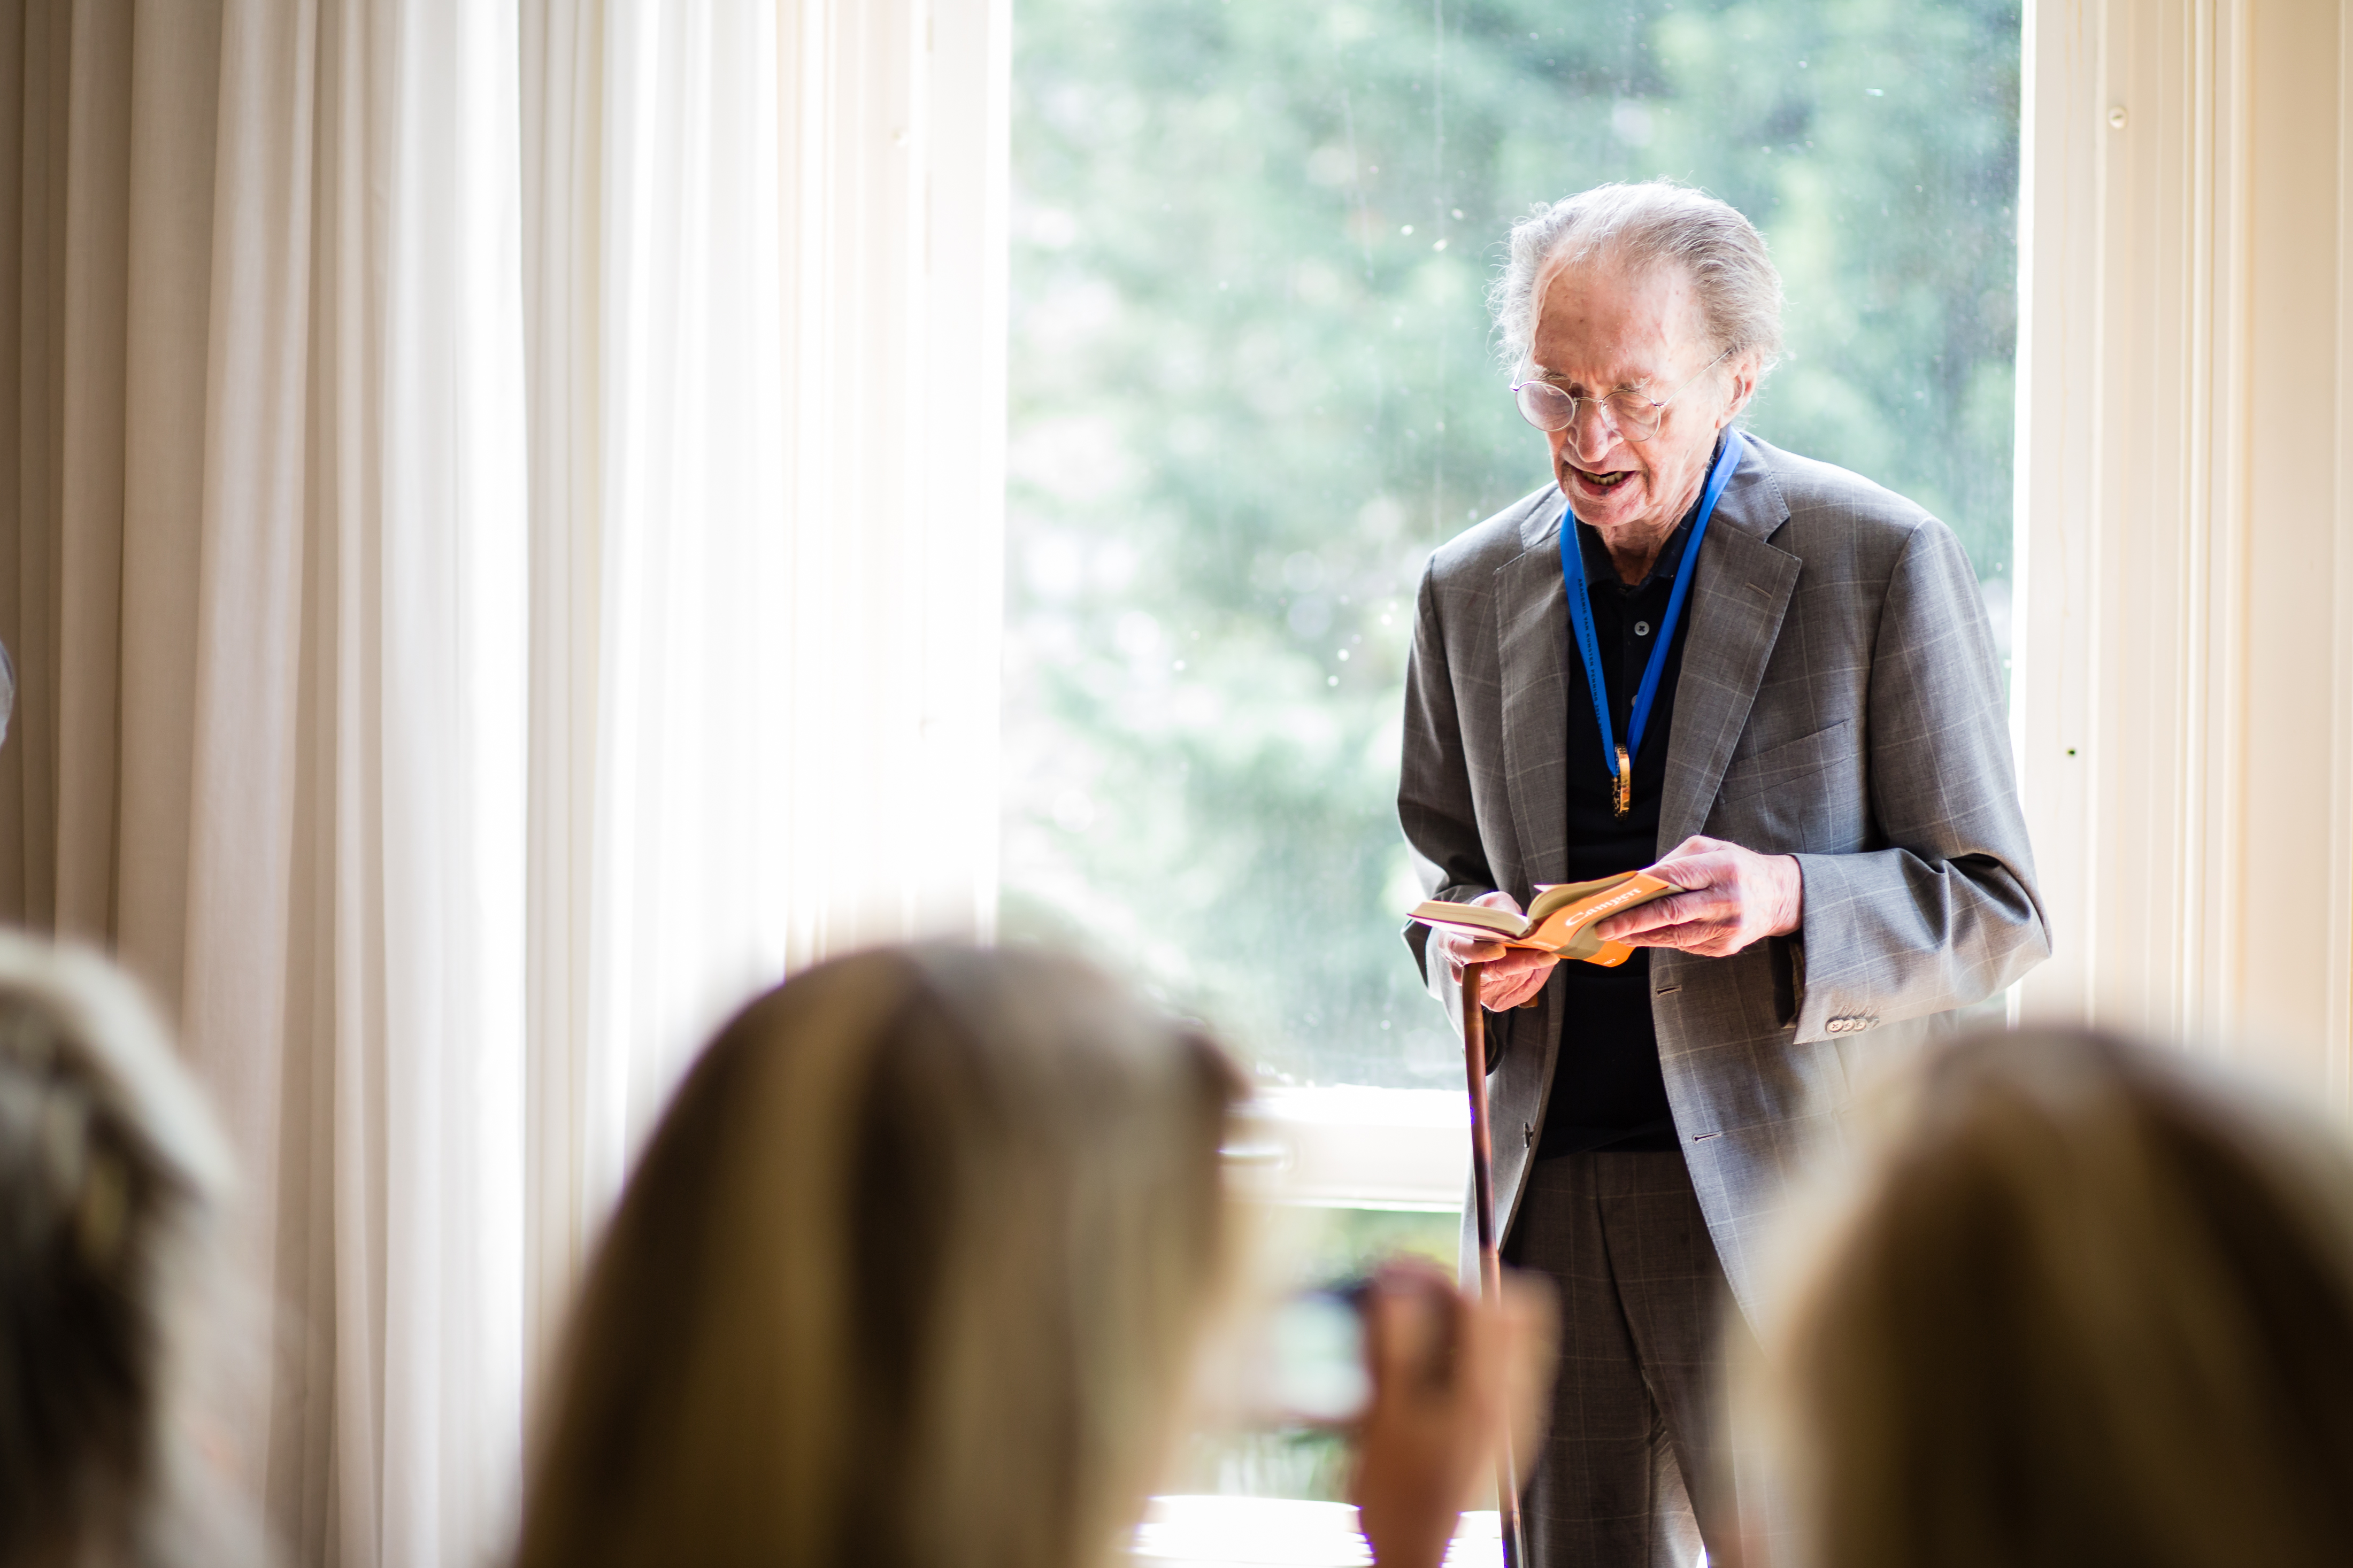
1613,744,1631,817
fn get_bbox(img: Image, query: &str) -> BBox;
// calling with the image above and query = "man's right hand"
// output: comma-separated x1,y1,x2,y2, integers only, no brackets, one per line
1428,890,1559,1011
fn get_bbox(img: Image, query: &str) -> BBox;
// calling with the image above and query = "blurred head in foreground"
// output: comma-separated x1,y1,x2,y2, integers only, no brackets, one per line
0,934,247,1568
514,945,1245,1568
1751,1027,2353,1568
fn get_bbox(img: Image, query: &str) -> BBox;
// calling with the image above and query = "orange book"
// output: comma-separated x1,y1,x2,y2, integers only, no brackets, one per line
1408,870,1682,969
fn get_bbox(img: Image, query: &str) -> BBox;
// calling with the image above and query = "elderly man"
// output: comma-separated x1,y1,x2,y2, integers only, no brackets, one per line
1399,181,2048,1568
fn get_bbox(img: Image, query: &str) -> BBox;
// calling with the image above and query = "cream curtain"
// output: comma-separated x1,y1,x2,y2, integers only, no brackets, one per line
516,0,1011,1393
0,2,1009,1564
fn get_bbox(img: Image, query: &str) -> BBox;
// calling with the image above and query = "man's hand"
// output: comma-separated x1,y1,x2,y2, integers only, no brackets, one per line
1428,891,1557,1011
1595,835,1804,957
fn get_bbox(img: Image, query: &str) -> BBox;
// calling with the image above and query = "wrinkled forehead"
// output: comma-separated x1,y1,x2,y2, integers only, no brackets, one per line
1529,250,1709,383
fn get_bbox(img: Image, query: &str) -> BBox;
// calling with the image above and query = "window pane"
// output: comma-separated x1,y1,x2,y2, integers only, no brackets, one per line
1003,0,2022,1092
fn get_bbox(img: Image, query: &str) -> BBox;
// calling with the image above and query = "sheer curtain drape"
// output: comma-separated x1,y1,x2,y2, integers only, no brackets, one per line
516,0,1010,1391
0,2,1009,1564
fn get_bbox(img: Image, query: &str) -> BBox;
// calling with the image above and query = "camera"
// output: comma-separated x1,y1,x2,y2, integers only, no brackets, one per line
1262,1279,1373,1425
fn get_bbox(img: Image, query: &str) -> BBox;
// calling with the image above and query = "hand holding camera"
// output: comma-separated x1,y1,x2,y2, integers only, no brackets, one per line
1348,1260,1558,1568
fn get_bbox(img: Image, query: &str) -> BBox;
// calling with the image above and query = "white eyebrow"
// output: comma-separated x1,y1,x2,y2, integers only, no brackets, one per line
1531,364,1657,395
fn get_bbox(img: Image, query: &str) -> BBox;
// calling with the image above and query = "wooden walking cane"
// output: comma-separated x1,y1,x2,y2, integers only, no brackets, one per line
1460,962,1530,1568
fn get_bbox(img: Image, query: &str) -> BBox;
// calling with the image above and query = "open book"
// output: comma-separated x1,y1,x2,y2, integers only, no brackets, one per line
1408,870,1682,969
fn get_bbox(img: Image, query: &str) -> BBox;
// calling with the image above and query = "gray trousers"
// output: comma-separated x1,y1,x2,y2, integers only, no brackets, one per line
1504,1151,1746,1568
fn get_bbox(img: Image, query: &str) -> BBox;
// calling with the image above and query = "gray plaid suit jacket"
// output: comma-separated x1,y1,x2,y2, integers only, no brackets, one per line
1398,433,2048,1320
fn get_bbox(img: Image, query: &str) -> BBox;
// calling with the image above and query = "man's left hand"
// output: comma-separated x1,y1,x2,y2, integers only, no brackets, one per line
1594,835,1803,957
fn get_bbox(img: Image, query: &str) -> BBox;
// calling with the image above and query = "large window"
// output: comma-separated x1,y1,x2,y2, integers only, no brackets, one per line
1002,0,2020,1503
1004,0,2020,1100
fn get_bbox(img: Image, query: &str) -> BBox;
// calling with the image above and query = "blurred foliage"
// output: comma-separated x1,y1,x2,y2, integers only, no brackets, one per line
1002,0,2021,1087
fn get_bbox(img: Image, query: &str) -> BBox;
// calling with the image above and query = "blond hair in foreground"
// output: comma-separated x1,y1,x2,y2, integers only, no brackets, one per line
514,944,1244,1568
0,933,252,1568
1751,1028,2353,1568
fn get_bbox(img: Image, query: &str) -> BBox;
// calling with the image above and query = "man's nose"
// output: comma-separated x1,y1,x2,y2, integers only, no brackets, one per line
1565,401,1621,465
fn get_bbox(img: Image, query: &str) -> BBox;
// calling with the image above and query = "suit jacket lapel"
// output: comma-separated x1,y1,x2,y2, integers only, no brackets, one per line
1659,450,1801,851
1495,493,1572,892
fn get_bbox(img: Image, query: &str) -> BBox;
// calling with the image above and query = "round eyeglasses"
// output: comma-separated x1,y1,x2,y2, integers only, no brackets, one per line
1511,346,1734,441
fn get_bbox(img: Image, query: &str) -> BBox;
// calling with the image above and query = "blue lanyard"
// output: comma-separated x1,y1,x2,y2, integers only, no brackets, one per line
1558,430,1746,816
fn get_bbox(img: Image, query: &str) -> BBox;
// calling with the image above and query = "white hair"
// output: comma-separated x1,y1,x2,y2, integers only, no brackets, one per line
0,934,255,1568
1489,180,1784,377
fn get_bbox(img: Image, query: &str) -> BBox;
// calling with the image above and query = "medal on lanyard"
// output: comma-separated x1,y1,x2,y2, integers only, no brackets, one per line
1559,431,1747,817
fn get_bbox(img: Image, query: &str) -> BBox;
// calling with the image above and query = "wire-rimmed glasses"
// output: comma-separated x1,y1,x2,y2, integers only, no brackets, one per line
1511,346,1734,440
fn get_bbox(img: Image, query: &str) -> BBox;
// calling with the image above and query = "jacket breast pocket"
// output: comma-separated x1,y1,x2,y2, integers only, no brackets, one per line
1710,719,1867,853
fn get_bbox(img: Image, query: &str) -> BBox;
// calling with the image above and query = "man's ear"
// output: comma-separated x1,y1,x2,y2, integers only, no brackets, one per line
1720,353,1762,423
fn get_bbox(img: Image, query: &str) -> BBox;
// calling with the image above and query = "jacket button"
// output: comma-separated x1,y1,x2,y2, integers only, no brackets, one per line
1522,1122,1535,1146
